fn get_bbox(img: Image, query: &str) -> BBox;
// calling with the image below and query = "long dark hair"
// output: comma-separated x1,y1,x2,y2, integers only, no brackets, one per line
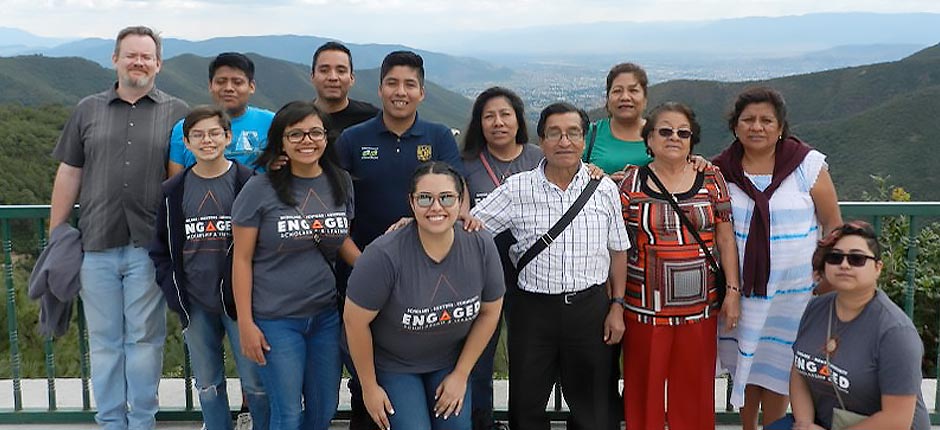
255,101,348,207
462,86,528,160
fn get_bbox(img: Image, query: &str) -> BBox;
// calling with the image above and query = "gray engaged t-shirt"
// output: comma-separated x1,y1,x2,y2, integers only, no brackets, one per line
347,224,505,373
464,144,543,206
181,166,237,313
232,173,353,319
792,290,929,430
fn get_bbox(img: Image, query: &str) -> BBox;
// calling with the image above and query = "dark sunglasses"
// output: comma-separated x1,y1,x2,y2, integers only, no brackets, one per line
824,252,877,267
656,127,693,139
414,192,459,208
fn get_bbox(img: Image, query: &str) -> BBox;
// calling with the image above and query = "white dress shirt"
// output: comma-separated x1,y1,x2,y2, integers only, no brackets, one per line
471,161,630,294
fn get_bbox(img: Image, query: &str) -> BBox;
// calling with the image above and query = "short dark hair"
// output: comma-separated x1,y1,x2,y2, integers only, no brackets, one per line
182,105,231,138
727,86,791,139
209,52,255,82
114,26,161,60
641,102,701,157
409,161,465,204
257,101,347,207
536,102,589,139
606,62,648,96
380,50,424,86
812,221,882,273
312,41,354,73
462,87,528,159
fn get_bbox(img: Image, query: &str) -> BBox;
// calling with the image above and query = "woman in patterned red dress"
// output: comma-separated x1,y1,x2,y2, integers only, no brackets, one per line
619,102,741,430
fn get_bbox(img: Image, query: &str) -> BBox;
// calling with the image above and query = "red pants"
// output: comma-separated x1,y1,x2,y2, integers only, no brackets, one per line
623,317,717,430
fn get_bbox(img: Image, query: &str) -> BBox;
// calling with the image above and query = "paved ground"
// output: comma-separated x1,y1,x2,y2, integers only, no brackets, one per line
0,423,746,429
2,378,938,429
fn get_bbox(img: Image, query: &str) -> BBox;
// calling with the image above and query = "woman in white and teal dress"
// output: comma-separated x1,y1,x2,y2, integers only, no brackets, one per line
714,86,842,430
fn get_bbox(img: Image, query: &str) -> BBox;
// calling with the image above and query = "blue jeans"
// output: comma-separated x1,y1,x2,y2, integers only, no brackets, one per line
376,366,472,430
255,310,342,430
185,303,269,430
80,245,166,430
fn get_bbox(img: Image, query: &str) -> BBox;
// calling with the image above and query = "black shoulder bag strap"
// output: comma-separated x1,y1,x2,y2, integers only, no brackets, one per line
645,167,720,271
294,205,338,276
582,121,599,163
516,177,602,272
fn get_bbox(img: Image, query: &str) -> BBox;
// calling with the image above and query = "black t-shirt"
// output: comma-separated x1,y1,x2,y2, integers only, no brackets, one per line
328,99,379,137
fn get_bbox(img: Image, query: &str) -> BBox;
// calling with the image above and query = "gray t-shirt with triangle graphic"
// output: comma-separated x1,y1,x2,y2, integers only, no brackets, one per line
347,223,505,373
232,173,353,319
182,166,237,313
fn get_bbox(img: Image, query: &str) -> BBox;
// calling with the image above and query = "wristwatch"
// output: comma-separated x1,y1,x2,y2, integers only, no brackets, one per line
609,297,626,307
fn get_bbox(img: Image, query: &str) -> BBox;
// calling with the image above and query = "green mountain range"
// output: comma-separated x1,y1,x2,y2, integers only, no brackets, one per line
0,53,473,128
31,35,514,88
2,44,940,203
589,43,940,200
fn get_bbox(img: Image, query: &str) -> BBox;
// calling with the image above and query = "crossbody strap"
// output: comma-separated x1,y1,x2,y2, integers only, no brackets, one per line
516,177,602,272
645,166,720,272
827,301,849,410
294,205,337,276
479,151,502,188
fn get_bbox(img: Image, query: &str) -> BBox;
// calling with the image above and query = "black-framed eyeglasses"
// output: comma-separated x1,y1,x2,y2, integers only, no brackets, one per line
413,192,459,208
656,127,693,139
824,252,877,267
284,128,327,143
188,128,227,141
543,129,584,143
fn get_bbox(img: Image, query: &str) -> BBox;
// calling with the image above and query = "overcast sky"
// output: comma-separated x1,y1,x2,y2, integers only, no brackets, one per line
4,0,940,47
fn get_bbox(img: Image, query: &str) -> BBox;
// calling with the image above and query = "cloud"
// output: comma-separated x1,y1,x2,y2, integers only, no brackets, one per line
2,0,939,43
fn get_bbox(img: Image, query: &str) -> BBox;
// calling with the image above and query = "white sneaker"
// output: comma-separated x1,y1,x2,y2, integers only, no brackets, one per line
234,412,253,430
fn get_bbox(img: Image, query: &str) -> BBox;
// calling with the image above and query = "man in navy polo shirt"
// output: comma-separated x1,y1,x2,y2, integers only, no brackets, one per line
336,50,464,250
335,50,464,430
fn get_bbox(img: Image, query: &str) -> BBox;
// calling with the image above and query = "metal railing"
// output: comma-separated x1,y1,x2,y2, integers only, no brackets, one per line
2,202,939,424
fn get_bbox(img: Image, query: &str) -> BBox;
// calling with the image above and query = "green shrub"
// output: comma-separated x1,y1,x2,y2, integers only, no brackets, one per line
860,175,940,377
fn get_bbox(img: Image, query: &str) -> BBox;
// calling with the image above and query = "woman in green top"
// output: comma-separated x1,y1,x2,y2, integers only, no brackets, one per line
583,62,652,180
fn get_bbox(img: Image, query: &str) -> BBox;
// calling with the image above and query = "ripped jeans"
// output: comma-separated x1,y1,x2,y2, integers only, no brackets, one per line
184,302,269,430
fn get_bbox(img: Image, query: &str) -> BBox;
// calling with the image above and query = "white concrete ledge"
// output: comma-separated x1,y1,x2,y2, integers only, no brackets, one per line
2,378,937,413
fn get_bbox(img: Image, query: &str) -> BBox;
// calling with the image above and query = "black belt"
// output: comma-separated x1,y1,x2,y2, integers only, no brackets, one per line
518,283,605,305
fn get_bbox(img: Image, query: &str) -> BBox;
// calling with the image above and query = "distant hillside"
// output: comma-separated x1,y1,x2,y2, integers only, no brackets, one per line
0,53,473,129
436,12,940,55
0,56,113,105
0,27,71,56
32,35,514,89
588,42,940,200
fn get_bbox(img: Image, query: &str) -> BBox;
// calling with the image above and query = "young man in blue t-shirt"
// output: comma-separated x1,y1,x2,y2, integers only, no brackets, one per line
168,52,274,176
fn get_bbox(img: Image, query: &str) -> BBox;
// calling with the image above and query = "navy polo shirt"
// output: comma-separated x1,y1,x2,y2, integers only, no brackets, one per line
337,113,463,248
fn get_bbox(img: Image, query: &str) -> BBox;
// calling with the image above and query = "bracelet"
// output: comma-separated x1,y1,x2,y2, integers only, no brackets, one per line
609,297,626,307
726,285,741,293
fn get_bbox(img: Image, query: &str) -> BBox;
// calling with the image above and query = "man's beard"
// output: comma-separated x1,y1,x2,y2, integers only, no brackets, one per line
121,72,153,89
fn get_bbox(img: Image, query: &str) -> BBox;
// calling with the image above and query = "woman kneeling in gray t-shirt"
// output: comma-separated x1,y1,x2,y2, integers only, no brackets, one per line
345,161,505,430
785,221,929,430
